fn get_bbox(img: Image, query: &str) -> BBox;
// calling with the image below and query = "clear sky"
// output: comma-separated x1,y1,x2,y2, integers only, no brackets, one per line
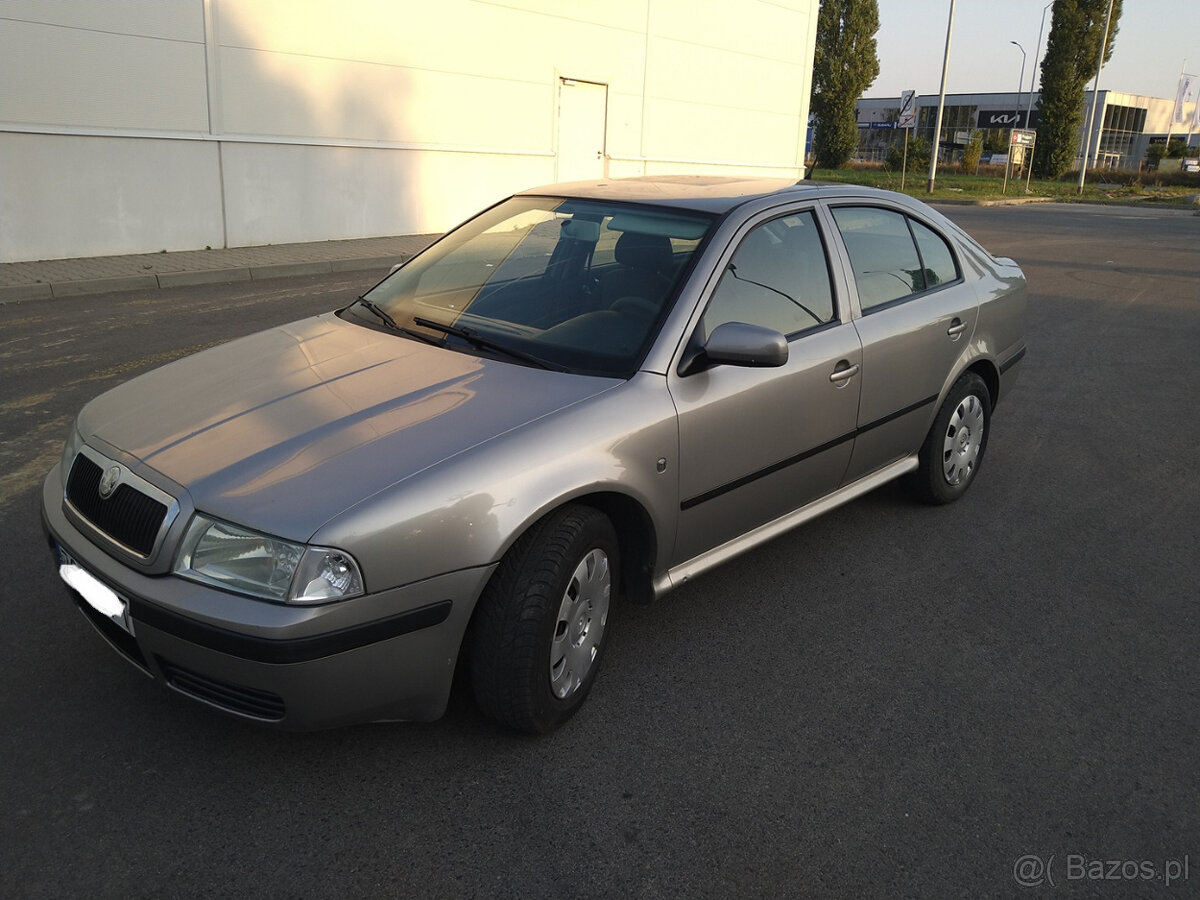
867,0,1197,101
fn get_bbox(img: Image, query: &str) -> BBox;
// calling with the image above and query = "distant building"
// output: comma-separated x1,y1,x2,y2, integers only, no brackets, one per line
0,1,819,264
854,90,1196,168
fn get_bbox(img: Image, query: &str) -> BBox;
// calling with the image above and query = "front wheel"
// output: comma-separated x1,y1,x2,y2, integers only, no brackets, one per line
469,505,618,734
909,372,991,505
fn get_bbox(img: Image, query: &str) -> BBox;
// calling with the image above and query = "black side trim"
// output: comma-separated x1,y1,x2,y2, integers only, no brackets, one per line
856,394,939,437
680,394,938,511
999,345,1027,374
681,430,854,511
129,598,453,665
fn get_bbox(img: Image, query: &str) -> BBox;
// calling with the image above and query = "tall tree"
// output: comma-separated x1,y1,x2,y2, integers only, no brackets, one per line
1033,0,1122,178
810,0,880,169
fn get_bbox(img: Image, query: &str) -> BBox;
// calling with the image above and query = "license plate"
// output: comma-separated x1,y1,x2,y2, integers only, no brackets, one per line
56,546,135,636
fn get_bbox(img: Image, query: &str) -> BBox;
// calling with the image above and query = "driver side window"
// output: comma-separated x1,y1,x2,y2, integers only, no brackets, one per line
700,211,836,341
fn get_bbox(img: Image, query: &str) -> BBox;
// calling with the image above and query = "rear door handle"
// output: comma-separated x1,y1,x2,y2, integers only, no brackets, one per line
947,318,968,337
829,361,860,384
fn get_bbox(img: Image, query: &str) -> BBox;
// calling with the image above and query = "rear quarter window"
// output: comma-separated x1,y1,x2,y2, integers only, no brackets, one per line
909,219,959,288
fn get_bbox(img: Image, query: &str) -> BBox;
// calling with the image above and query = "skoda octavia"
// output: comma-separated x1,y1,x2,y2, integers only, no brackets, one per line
42,177,1027,733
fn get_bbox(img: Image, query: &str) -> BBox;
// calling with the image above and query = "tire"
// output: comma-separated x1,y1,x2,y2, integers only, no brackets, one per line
910,372,991,505
470,505,618,734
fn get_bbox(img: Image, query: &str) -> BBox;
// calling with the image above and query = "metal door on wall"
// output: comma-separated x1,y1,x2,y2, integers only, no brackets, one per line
556,79,607,182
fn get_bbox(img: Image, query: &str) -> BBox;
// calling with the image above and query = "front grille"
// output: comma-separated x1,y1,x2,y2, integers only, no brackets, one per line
157,658,286,721
66,454,168,557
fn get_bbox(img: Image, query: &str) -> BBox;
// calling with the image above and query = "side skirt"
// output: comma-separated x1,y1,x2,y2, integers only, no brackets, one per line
654,455,918,598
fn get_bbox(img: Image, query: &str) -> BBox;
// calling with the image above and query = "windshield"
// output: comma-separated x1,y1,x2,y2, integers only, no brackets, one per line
350,196,715,377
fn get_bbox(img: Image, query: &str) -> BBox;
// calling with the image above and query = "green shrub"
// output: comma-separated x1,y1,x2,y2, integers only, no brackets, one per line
885,135,930,172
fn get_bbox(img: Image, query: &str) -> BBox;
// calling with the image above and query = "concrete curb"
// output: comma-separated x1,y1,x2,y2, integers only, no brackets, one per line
0,254,407,305
931,196,1056,206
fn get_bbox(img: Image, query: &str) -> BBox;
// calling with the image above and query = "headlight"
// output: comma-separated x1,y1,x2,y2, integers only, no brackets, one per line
173,515,364,604
60,424,84,484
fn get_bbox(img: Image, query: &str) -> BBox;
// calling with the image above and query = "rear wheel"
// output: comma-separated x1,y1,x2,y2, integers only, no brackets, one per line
910,372,991,505
470,505,618,733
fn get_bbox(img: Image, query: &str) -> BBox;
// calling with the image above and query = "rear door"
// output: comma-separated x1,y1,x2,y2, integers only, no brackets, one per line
826,204,980,484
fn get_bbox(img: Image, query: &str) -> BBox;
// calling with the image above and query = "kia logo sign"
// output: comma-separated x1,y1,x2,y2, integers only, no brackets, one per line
978,110,1039,128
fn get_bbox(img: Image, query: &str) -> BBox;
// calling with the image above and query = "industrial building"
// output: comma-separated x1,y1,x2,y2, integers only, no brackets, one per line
854,90,1197,169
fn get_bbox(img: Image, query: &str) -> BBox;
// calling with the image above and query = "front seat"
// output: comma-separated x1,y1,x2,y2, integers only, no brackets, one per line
600,232,674,312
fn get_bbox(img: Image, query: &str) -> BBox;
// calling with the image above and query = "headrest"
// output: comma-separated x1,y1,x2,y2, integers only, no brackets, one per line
614,232,672,272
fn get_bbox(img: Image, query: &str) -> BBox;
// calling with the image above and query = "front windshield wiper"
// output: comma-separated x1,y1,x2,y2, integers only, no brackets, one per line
412,316,562,371
353,295,400,328
351,296,439,345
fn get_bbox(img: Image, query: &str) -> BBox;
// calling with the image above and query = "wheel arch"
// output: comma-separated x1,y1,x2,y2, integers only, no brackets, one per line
965,357,1001,409
572,491,658,605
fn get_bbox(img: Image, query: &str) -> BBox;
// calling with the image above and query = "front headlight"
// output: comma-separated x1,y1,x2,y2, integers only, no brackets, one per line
173,515,364,605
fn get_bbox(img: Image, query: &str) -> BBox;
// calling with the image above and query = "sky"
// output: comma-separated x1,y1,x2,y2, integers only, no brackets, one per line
867,0,1197,101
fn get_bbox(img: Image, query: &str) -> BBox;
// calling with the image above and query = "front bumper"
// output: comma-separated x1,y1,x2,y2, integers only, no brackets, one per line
42,466,494,730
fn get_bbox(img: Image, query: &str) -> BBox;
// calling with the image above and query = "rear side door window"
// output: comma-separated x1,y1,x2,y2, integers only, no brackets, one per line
830,207,960,311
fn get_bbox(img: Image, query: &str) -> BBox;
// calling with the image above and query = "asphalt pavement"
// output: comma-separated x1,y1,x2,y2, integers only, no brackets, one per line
1,203,1197,898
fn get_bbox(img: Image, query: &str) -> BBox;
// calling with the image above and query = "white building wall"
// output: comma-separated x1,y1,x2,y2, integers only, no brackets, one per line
0,0,817,263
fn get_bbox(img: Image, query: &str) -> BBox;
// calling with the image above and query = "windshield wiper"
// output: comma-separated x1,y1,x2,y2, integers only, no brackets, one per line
353,295,400,328
351,297,439,345
412,316,561,371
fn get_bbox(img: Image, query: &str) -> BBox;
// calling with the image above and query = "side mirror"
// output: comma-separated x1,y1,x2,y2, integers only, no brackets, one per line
682,321,788,375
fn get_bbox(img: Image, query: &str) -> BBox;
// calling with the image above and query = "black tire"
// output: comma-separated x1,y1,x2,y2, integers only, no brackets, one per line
910,372,991,505
470,505,619,734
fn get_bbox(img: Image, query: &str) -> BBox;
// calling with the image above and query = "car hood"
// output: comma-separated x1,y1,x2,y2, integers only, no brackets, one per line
79,312,618,540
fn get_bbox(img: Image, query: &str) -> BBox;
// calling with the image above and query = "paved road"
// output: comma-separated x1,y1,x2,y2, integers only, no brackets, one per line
2,205,1197,898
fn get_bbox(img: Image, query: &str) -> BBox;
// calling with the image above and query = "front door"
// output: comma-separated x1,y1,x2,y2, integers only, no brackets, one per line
668,208,862,566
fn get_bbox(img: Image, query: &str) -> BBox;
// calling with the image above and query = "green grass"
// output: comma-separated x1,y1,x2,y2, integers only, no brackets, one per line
810,166,1200,207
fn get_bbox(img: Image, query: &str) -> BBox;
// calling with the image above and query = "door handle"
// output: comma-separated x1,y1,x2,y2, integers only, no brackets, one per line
947,318,968,337
829,362,860,384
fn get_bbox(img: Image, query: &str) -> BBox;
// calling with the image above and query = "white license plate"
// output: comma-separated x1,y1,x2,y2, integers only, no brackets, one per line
56,547,135,636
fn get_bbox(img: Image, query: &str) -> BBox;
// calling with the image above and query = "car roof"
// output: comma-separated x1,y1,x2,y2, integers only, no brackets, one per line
516,175,894,214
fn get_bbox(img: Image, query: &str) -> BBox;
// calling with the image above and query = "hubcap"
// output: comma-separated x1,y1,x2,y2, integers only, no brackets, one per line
942,394,985,486
549,549,611,700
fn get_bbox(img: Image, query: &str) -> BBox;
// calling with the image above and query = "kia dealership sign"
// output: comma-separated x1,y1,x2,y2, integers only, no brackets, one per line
977,109,1040,129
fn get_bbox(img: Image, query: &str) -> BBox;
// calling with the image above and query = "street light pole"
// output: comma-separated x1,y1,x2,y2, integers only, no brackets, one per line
926,0,957,193
1004,42,1026,194
1026,1,1052,126
1011,41,1027,127
1077,0,1116,193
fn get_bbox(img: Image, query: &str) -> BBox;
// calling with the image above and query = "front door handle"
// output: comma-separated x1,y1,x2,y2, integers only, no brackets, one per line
947,317,968,337
829,361,860,384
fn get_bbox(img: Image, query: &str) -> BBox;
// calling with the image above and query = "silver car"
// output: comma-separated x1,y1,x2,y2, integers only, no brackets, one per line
42,177,1027,733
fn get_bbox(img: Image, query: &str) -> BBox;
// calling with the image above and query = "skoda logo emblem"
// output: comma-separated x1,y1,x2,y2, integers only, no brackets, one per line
98,465,122,500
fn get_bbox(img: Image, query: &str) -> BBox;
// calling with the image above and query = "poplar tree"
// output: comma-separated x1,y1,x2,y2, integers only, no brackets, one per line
1033,0,1122,178
810,0,880,169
